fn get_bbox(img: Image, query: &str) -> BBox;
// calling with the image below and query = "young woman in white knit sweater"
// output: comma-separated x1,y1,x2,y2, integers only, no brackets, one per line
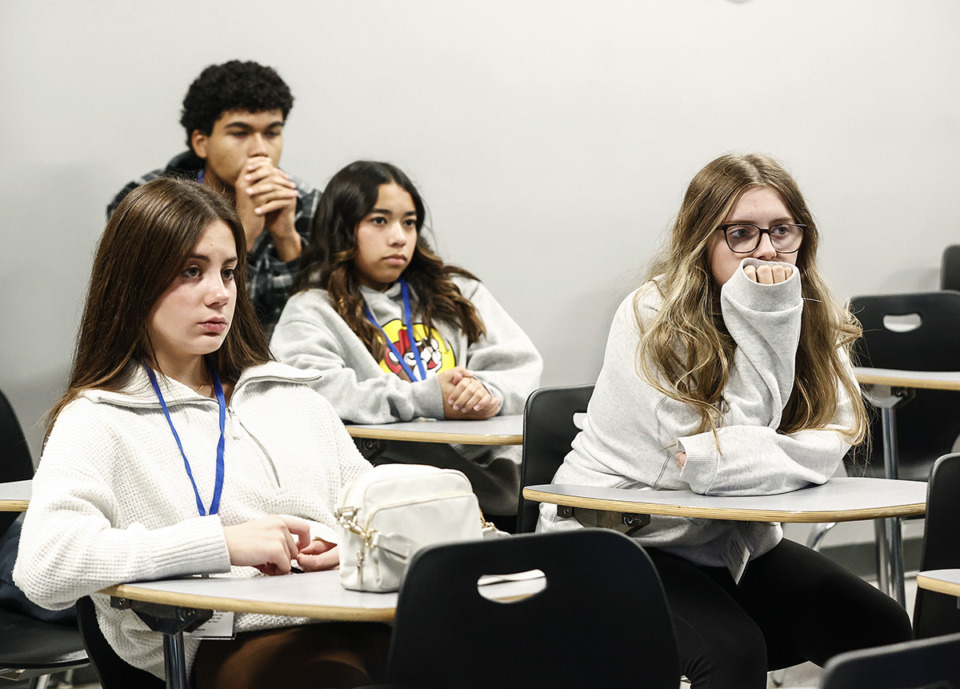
271,161,542,527
14,178,387,687
538,154,911,688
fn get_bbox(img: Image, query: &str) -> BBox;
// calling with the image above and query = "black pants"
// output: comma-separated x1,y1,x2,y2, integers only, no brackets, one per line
647,539,913,689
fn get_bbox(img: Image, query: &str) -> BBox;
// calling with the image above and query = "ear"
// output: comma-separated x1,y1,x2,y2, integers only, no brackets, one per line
191,130,209,159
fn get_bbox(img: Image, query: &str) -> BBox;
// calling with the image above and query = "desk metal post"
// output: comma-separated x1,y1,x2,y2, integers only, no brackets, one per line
112,597,211,689
861,384,913,607
880,403,905,605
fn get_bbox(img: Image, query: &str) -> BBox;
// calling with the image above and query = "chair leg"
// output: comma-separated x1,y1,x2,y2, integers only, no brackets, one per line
28,674,51,689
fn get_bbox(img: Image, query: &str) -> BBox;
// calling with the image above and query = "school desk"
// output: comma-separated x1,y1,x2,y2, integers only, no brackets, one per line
524,476,926,606
345,414,523,445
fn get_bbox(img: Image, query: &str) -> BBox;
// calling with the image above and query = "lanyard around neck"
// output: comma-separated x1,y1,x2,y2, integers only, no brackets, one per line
363,277,428,382
145,362,226,516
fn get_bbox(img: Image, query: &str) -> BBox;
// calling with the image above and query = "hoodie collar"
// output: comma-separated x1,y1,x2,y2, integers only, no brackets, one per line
82,360,320,409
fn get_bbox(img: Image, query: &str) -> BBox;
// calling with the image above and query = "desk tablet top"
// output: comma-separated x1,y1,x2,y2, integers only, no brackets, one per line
917,569,960,598
0,479,31,512
345,414,523,445
104,570,396,621
103,568,545,622
855,367,960,391
523,477,926,523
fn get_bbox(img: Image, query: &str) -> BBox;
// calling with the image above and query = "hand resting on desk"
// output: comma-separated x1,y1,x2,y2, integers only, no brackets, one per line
439,367,501,420
224,516,339,576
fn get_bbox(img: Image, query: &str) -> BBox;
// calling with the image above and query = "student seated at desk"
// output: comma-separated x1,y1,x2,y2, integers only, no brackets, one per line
15,179,387,688
271,161,542,525
538,154,911,689
108,60,321,334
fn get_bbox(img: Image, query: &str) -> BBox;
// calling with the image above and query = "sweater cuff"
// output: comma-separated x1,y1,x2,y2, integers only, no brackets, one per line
677,434,720,494
722,258,801,312
145,515,230,579
410,376,444,419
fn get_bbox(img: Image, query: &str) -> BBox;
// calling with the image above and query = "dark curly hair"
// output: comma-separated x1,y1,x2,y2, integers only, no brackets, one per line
180,60,294,150
297,161,486,362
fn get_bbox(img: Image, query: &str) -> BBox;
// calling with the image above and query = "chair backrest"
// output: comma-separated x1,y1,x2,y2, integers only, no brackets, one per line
0,387,35,536
914,453,960,639
849,293,960,481
518,385,593,533
819,631,960,689
384,529,679,689
76,597,165,689
942,245,960,292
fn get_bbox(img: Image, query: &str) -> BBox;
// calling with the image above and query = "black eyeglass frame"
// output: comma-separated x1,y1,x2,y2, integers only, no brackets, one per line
716,223,806,255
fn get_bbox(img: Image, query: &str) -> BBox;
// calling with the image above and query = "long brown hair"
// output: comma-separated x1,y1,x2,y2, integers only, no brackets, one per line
297,161,485,361
49,178,271,426
641,153,867,442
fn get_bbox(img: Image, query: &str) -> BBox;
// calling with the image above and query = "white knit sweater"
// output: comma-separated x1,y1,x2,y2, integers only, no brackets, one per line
14,361,371,678
538,260,858,566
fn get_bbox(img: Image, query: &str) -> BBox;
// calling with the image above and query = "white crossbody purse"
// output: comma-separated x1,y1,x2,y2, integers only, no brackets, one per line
335,464,499,592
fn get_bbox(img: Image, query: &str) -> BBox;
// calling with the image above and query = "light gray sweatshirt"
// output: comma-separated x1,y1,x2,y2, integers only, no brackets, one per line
538,260,858,566
271,276,543,515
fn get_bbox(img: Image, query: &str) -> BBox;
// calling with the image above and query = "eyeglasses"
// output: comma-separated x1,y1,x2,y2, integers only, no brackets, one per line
716,223,805,254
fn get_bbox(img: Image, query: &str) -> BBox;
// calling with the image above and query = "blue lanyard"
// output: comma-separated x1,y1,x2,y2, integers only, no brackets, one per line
145,363,226,516
363,277,428,382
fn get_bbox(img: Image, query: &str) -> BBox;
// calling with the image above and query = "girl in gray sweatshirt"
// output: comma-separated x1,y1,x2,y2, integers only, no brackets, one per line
271,161,542,520
538,154,910,688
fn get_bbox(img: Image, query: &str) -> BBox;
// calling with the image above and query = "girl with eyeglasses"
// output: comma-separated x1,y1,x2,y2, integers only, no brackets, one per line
539,153,911,688
15,179,388,687
271,161,542,526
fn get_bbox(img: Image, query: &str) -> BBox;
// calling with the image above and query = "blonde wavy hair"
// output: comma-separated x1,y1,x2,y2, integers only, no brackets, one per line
639,153,867,442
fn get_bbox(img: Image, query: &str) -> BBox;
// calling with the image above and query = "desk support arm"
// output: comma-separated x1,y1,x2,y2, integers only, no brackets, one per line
112,597,212,689
557,505,650,536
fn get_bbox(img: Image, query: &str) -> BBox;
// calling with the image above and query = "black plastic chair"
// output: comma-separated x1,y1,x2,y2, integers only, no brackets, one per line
819,631,960,689
0,387,88,688
914,453,960,639
820,293,960,598
0,609,89,688
0,387,34,537
517,385,593,533
849,291,960,482
942,245,960,293
76,596,165,689
379,529,679,689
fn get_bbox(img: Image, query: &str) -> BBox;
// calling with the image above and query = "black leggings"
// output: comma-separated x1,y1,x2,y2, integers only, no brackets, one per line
647,539,913,689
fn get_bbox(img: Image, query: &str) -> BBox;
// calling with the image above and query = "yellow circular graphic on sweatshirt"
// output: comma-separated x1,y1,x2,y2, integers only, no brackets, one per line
377,320,456,379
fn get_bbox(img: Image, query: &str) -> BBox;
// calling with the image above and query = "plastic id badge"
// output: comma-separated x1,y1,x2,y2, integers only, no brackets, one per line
185,611,236,640
721,528,751,585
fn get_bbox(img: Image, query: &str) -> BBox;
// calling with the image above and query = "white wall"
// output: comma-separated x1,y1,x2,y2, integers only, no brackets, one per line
2,0,959,465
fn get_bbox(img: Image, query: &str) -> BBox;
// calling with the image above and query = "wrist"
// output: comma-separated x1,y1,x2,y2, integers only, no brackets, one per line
271,229,302,262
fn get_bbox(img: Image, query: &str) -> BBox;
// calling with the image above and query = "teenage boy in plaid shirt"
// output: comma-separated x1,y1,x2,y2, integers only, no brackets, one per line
108,60,320,333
